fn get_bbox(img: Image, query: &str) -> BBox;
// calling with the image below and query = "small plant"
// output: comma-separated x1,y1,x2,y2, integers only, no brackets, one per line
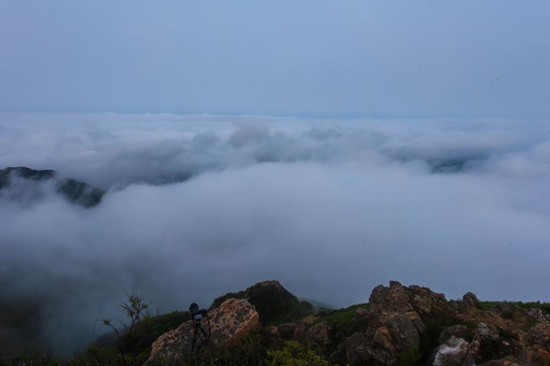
266,340,330,366
102,291,150,339
100,291,151,366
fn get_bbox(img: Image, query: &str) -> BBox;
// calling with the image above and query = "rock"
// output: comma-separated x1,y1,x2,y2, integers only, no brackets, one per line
293,323,308,343
273,321,308,343
408,285,448,315
463,292,479,308
526,323,550,349
345,281,429,366
433,336,476,366
345,332,370,366
368,281,414,313
520,345,550,366
146,298,260,364
307,322,332,349
355,307,369,318
477,322,500,340
479,358,523,366
439,325,468,343
518,323,550,365
526,308,550,324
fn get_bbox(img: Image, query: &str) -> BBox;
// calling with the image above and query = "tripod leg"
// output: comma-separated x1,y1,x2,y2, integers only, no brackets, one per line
196,326,210,352
191,329,198,352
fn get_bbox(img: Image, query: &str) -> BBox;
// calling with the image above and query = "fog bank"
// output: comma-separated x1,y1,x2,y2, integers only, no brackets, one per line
1,113,549,354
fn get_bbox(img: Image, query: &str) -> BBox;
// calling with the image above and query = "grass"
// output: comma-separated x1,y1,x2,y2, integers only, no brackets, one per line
317,303,369,328
477,301,550,314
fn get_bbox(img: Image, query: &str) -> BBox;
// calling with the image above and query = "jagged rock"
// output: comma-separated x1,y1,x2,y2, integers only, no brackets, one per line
345,332,371,366
463,292,479,308
526,308,550,323
433,336,477,366
477,322,500,340
345,281,429,366
293,323,308,343
439,325,468,343
526,323,550,349
306,322,332,349
517,323,550,365
146,298,260,364
408,285,448,315
520,345,550,366
355,307,369,318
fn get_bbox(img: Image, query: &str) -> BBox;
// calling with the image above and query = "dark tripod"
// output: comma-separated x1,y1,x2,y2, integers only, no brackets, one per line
189,303,211,353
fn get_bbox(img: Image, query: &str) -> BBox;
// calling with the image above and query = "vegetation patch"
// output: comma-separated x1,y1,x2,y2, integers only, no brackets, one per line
266,341,329,366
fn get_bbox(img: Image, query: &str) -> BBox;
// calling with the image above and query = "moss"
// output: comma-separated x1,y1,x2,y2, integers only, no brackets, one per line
397,347,423,366
318,304,368,328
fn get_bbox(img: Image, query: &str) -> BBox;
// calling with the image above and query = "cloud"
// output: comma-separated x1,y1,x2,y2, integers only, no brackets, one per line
1,113,550,355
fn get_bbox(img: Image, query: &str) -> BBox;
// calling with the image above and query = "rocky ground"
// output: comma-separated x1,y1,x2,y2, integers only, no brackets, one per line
127,280,550,365
4,280,550,365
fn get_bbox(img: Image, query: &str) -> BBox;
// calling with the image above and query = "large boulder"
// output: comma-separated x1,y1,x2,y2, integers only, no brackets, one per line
344,281,459,366
462,292,480,309
520,323,550,365
146,298,260,364
433,336,476,366
345,281,428,366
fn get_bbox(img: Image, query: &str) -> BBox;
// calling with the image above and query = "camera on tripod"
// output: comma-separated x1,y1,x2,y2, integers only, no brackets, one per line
189,302,210,352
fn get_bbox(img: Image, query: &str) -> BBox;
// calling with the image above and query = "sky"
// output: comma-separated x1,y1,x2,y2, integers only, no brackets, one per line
1,114,550,354
1,0,549,117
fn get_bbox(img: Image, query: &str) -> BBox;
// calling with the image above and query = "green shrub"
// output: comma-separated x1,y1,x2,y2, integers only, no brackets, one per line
266,341,330,366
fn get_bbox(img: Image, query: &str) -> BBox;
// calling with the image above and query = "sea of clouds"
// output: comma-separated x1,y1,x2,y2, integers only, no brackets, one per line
1,113,550,354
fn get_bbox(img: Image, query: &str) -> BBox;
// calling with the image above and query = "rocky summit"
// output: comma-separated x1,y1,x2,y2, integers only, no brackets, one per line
6,280,550,365
137,280,550,365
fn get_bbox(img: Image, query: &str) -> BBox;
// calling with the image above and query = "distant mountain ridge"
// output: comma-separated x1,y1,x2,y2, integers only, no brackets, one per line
0,166,105,208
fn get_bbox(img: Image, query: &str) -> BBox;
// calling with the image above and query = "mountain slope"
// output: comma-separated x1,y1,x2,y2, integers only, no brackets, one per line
0,167,105,208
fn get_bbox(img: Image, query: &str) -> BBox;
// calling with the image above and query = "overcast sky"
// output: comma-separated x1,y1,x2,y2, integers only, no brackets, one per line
1,0,549,117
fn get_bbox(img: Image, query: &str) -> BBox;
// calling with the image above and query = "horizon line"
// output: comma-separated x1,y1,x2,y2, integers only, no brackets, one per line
1,110,549,121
